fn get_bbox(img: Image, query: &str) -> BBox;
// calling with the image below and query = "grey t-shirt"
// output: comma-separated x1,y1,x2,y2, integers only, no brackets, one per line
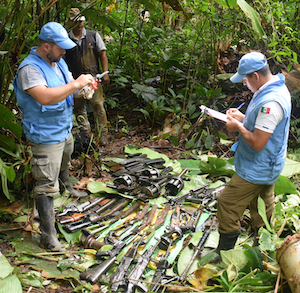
18,63,73,92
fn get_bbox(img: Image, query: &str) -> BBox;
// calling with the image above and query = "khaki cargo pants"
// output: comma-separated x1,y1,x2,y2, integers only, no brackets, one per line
28,133,73,197
217,173,275,234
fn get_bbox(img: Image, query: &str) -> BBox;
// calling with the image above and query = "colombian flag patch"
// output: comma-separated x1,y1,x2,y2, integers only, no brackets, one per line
261,107,270,114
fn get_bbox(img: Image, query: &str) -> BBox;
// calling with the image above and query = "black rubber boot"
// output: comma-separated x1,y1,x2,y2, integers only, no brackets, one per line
35,194,66,252
59,169,88,198
210,231,240,263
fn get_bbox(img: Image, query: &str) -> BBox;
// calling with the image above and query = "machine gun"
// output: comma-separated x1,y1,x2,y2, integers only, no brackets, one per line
110,236,145,292
80,233,139,283
185,184,226,205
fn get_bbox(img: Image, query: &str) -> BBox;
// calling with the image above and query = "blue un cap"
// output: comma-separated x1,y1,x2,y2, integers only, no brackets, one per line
38,22,76,50
230,52,267,83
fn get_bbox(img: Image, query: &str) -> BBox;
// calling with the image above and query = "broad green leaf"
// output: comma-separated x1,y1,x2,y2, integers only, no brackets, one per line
185,137,195,149
58,223,82,244
0,105,22,139
0,274,22,293
211,87,222,97
0,146,22,160
131,84,158,102
221,247,249,271
171,135,179,146
259,228,276,251
281,158,300,177
0,253,14,279
243,247,263,271
205,230,219,248
178,159,201,175
135,108,150,119
0,133,15,151
177,243,200,276
198,156,235,178
237,0,265,38
0,159,14,202
13,236,44,254
4,165,15,183
220,138,234,145
24,259,80,280
124,146,172,165
13,215,28,223
87,181,119,195
257,197,273,232
274,175,297,195
189,230,204,246
204,132,215,149
208,157,226,169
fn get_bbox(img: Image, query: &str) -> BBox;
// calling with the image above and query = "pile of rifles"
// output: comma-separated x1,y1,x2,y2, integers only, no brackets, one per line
56,154,224,292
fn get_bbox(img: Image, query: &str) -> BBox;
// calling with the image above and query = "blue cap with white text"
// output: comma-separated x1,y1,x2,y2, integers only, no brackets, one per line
38,22,76,50
230,52,267,83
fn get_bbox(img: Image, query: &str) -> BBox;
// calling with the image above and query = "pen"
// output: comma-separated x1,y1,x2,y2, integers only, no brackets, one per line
237,102,245,110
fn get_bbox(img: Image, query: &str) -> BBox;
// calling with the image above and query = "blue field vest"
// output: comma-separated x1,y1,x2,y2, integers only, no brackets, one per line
14,47,73,144
234,74,291,185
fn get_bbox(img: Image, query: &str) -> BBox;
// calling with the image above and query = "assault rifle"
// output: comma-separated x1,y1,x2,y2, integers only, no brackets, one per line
185,184,226,205
58,198,113,225
148,238,173,293
56,197,105,218
166,184,209,205
110,236,145,292
80,233,139,283
62,198,130,232
123,240,161,293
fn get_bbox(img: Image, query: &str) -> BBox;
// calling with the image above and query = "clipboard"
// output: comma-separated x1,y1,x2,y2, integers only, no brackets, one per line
200,105,228,122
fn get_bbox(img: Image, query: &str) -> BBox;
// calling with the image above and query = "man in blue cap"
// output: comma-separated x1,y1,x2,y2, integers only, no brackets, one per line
14,22,95,252
212,52,291,262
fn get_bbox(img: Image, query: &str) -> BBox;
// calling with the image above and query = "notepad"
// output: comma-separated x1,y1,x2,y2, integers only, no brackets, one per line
200,105,228,122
